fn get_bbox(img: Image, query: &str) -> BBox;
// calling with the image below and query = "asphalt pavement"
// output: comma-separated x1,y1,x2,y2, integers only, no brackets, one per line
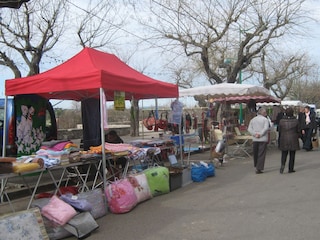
2,134,320,240
65,144,320,240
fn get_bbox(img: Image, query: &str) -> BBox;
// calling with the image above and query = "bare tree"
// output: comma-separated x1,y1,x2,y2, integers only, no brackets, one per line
249,48,315,100
0,0,68,77
139,0,311,86
69,0,127,49
289,65,320,106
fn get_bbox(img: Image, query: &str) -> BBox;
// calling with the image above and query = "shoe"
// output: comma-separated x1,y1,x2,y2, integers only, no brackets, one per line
256,170,263,174
288,170,296,173
280,166,284,174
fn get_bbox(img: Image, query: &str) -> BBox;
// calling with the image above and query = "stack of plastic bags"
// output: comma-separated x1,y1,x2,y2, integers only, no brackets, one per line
105,166,170,214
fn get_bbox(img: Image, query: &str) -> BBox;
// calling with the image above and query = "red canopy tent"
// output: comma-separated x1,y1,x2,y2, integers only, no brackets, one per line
4,47,179,189
5,47,178,100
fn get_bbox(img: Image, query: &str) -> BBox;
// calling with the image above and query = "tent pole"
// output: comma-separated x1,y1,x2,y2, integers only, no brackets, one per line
99,88,107,192
1,97,8,203
154,98,159,132
141,100,144,139
179,114,184,165
2,96,8,157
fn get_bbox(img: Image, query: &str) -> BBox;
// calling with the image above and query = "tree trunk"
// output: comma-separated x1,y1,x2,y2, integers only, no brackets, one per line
130,99,140,137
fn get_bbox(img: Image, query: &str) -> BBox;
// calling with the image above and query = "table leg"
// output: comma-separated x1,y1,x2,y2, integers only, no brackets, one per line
26,171,44,209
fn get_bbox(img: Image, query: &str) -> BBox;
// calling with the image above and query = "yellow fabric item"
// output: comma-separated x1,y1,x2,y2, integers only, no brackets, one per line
13,162,40,173
64,142,78,149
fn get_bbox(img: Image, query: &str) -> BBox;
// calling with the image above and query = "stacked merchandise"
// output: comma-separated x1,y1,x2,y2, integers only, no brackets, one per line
105,166,170,214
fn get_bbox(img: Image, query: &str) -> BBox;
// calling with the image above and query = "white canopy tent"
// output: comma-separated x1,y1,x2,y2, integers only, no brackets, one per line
179,83,271,99
281,100,303,106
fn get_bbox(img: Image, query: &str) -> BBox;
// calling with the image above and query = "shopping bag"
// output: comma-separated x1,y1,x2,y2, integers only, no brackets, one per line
191,163,207,182
77,188,107,219
143,166,170,197
127,173,152,203
31,198,72,240
312,137,318,148
64,212,99,239
105,178,138,214
200,161,215,177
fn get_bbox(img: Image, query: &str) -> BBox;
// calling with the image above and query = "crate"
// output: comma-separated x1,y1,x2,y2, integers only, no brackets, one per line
182,168,192,187
169,173,182,191
170,135,184,145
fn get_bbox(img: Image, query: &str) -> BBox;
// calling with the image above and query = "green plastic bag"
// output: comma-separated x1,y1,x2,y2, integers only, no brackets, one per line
143,166,170,197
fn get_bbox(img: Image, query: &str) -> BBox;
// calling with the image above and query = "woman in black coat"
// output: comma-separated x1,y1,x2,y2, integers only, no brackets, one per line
278,107,300,174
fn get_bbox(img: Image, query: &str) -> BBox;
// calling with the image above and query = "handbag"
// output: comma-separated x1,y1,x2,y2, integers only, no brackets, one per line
63,212,99,239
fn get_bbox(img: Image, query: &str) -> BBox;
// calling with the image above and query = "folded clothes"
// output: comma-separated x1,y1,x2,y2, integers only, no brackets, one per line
41,140,71,148
36,156,60,168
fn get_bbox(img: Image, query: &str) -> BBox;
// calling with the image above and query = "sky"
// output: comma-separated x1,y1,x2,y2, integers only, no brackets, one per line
0,0,320,109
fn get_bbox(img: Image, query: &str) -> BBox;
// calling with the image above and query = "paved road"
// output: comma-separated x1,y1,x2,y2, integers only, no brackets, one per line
61,145,320,240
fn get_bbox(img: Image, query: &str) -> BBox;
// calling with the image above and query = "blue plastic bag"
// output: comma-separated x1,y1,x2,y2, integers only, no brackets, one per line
191,164,207,182
204,163,215,177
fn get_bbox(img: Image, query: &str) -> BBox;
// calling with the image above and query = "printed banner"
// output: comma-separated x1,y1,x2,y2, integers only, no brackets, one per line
114,91,125,111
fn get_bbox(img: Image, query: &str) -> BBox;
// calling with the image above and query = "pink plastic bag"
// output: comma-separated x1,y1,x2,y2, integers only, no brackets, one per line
105,178,138,214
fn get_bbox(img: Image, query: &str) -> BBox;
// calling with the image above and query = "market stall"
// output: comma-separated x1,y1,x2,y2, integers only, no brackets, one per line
3,47,179,193
179,83,280,157
180,83,279,126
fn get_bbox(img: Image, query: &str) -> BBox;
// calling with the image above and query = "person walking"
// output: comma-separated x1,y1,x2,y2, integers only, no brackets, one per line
297,106,305,142
248,107,270,174
278,107,300,173
275,106,285,147
298,105,316,151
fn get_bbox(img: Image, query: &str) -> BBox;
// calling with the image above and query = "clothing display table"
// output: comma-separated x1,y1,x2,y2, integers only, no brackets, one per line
0,159,102,212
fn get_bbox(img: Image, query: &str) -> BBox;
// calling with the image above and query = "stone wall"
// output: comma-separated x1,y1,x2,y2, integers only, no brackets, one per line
57,125,131,140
